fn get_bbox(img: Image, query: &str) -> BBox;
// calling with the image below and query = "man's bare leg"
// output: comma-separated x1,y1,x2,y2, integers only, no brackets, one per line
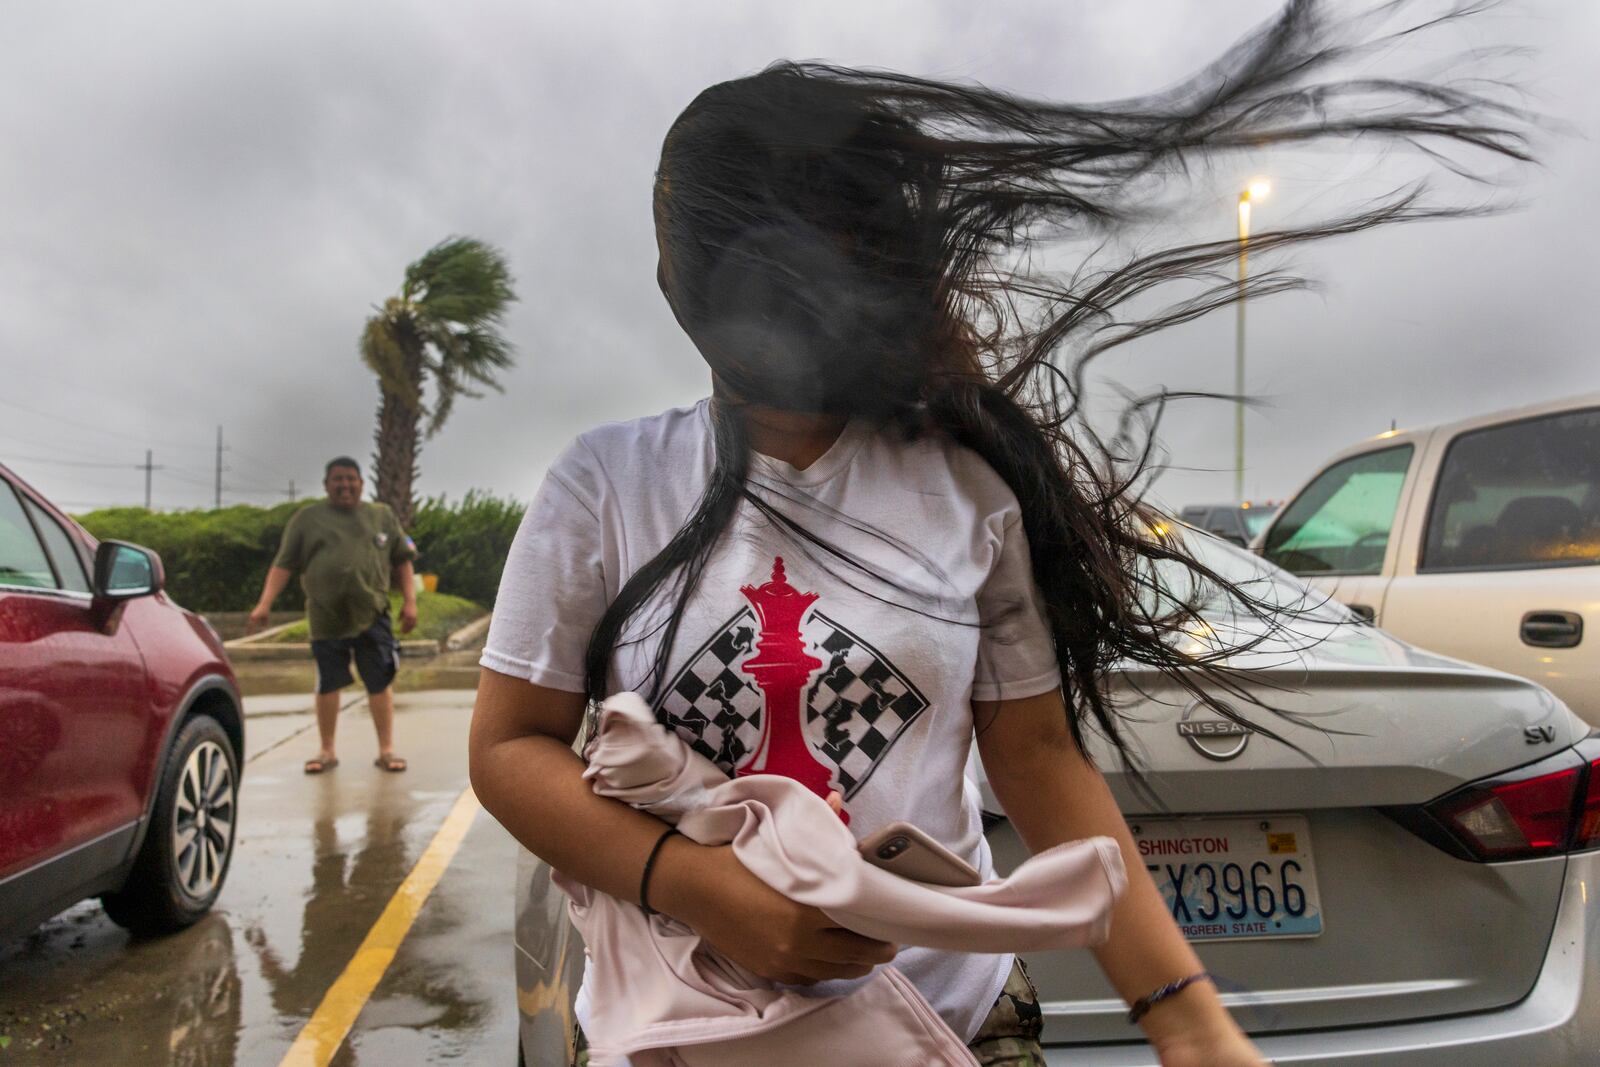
368,686,402,768
310,689,341,768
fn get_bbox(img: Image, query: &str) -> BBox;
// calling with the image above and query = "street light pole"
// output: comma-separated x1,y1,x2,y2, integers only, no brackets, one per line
1234,179,1269,503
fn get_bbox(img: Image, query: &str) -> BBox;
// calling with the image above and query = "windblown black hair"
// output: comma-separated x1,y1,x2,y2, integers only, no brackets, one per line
584,0,1535,765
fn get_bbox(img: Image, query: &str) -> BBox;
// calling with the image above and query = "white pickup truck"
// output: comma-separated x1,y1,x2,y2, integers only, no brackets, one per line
1257,392,1599,724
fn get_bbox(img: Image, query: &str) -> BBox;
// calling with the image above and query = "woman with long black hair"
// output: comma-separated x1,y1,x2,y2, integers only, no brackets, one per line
470,4,1531,1063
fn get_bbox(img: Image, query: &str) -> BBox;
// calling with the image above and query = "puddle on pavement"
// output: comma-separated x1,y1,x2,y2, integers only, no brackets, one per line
0,909,245,1063
0,701,515,1065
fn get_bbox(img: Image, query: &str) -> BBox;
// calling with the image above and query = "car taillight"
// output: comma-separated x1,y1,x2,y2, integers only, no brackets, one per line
1574,756,1600,850
1393,741,1600,863
1437,767,1580,859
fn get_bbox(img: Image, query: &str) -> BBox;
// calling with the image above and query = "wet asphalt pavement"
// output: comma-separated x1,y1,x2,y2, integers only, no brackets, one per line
0,688,521,1066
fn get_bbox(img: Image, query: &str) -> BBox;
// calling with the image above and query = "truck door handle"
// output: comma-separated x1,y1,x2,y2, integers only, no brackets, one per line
1521,611,1583,649
1347,603,1376,624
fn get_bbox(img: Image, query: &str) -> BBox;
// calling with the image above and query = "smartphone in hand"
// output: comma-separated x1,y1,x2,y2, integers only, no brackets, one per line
857,821,981,887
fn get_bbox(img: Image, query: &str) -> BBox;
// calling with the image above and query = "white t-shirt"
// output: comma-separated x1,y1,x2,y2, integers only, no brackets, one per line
483,398,1061,1042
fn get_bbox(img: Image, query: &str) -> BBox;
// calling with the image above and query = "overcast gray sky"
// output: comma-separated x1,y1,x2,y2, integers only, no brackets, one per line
2,0,1595,514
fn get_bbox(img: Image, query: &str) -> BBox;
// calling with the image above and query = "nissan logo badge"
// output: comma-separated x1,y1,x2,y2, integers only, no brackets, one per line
1177,700,1252,761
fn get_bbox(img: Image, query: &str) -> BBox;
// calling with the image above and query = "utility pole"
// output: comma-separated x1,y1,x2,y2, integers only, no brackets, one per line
214,425,224,509
286,479,297,503
138,450,162,510
1234,179,1270,503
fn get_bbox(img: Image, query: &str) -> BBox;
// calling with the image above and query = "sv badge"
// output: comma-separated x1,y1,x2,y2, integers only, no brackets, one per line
1524,725,1557,745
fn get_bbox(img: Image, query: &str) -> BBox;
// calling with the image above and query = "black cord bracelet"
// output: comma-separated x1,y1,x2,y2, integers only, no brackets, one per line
1127,971,1212,1025
638,827,681,917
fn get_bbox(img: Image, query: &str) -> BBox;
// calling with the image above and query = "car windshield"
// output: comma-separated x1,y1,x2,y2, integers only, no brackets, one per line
1241,507,1278,538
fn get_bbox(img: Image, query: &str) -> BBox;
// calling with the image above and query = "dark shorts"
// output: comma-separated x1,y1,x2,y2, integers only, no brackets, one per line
310,611,399,695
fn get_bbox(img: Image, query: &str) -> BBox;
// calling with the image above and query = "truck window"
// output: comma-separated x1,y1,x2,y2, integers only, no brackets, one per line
1421,408,1600,572
1262,445,1414,575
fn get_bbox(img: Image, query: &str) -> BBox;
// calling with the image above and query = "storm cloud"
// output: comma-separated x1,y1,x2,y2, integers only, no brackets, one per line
2,0,1594,512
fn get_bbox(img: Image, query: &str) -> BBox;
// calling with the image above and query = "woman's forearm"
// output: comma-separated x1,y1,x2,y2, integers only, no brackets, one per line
470,733,679,902
975,694,1239,1044
1010,753,1229,1041
467,670,900,985
467,671,709,916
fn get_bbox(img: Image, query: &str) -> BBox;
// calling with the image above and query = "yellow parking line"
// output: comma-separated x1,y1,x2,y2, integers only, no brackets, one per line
278,787,482,1067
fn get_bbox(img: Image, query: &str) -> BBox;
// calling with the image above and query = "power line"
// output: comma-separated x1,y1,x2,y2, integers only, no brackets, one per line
0,408,304,496
1,453,136,470
0,396,213,453
162,469,222,489
229,444,295,482
0,429,122,464
4,420,315,510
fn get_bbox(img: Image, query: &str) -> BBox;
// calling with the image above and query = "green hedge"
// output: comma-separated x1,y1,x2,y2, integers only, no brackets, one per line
408,491,526,607
76,502,307,612
74,492,524,613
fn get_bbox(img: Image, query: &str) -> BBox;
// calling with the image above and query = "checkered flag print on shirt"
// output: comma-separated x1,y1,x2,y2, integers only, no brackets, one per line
655,609,764,770
654,608,930,799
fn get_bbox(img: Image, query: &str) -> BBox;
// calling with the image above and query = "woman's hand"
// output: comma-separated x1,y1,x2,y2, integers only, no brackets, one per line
1142,992,1269,1067
1152,1029,1268,1067
653,838,897,985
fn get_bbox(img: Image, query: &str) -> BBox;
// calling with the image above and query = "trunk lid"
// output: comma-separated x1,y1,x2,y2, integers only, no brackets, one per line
982,619,1585,1040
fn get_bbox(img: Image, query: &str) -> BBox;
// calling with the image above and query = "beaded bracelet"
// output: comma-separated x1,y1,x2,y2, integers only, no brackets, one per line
638,827,681,917
1127,971,1212,1025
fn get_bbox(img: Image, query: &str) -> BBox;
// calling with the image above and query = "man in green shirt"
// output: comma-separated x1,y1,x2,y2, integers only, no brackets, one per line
249,457,418,773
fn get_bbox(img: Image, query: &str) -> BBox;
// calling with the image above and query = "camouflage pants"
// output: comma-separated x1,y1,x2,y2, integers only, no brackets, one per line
571,957,1043,1066
968,958,1046,1066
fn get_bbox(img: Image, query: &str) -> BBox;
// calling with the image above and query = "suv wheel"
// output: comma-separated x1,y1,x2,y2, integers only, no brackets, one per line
103,714,238,935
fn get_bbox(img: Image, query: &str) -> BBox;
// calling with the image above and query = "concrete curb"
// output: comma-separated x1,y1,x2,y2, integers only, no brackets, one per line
224,618,301,648
226,638,441,662
444,612,492,651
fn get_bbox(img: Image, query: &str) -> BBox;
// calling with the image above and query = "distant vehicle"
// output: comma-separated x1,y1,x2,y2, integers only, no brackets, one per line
1258,392,1599,724
0,464,243,942
512,535,1600,1065
1178,502,1279,546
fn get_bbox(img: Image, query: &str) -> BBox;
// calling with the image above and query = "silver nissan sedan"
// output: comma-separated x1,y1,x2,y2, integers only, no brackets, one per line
512,534,1600,1066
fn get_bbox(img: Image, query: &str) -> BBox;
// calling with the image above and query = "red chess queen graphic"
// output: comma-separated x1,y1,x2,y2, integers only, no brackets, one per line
733,557,839,813
654,556,931,824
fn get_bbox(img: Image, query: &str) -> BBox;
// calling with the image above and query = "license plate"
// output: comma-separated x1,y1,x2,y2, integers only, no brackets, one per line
1132,815,1324,942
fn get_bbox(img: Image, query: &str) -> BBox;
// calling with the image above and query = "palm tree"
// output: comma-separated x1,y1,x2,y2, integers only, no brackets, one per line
361,237,516,527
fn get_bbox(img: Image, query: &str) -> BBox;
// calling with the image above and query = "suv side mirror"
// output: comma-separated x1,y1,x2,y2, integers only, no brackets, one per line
1208,528,1249,548
94,541,164,600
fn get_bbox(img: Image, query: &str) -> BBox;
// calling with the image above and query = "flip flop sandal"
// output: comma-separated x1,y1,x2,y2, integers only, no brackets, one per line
304,756,339,774
373,754,408,773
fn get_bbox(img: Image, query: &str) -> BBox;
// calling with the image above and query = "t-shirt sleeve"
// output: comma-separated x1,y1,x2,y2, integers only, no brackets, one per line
271,509,306,572
385,508,418,564
480,443,609,693
971,517,1061,702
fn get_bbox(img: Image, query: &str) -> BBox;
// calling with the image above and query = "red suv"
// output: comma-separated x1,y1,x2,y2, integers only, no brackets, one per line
0,464,243,940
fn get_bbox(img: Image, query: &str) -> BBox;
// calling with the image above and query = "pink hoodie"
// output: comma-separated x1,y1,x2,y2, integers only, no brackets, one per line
558,693,1128,1067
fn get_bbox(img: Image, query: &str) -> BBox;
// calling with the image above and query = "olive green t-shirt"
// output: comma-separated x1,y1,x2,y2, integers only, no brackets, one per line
272,500,417,640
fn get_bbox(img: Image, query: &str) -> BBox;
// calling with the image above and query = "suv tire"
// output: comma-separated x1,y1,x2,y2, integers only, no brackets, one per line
103,714,238,935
